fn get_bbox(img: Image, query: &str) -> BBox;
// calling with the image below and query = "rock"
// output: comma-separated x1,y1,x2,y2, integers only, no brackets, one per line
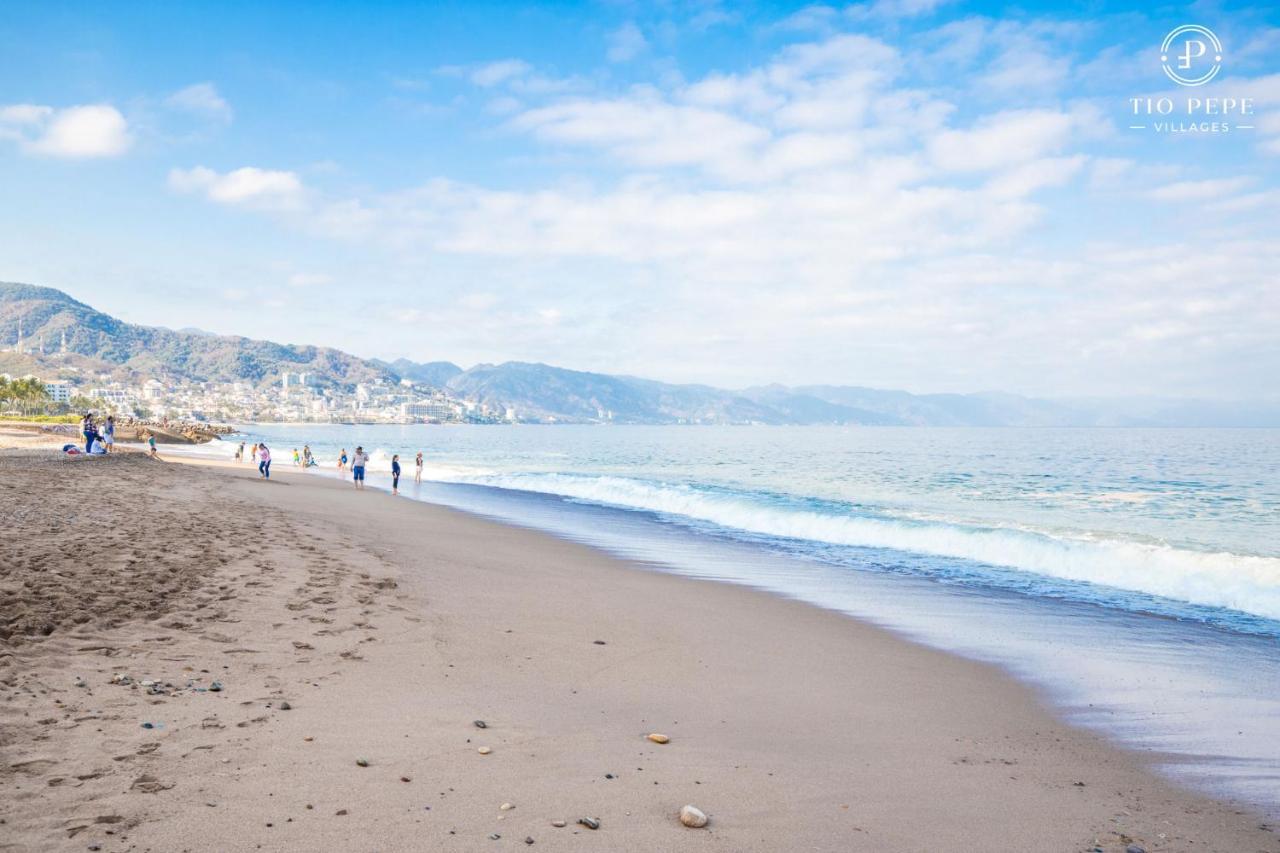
489,833,501,840
647,733,670,744
279,701,292,711
525,837,535,845
500,802,515,811
477,747,492,755
474,720,488,729
1125,846,1147,853
679,805,708,828
593,640,607,645
336,809,348,816
551,820,566,828
209,681,223,692
400,776,412,783
356,758,369,767
578,817,600,830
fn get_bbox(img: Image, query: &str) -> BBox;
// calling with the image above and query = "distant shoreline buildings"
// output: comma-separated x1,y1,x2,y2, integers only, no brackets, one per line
1,366,506,425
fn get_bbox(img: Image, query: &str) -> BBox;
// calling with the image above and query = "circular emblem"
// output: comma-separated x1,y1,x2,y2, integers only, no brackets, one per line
1161,25,1222,87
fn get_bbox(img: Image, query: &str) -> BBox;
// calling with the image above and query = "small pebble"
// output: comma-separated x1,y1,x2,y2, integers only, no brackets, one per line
679,805,708,828
279,701,292,711
551,820,566,828
356,758,369,767
478,747,492,755
592,640,607,645
489,833,501,840
401,776,412,783
525,837,535,845
647,733,670,744
474,720,487,729
578,817,600,830
500,802,514,811
1125,846,1147,853
336,809,348,816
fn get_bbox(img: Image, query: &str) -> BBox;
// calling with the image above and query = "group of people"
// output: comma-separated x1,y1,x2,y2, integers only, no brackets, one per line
236,441,424,494
80,412,158,457
81,412,114,454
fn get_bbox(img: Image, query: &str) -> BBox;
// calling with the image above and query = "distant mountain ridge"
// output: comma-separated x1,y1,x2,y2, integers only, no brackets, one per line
2,281,1275,426
0,282,393,390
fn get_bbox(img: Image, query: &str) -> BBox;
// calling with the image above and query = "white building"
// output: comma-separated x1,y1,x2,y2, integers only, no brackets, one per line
45,381,74,403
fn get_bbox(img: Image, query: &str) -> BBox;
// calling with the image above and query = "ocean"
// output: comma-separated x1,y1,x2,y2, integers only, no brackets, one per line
178,424,1280,813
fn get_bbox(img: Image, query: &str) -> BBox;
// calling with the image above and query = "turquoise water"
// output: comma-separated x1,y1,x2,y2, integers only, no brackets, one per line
188,425,1280,812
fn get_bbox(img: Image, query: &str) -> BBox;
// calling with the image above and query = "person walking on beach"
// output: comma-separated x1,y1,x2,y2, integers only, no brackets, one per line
350,446,368,490
251,443,259,465
414,451,423,484
258,443,272,479
147,433,157,458
338,448,348,473
391,454,401,495
235,442,243,462
103,415,115,454
292,447,301,467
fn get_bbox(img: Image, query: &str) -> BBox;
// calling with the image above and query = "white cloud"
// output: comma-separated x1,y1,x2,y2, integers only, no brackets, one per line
169,165,306,210
288,272,333,288
0,103,131,158
606,22,648,63
929,109,1075,172
1147,177,1253,202
470,60,532,88
166,82,233,123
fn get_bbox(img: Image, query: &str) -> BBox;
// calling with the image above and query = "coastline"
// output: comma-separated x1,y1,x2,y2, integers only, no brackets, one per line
1,451,1275,852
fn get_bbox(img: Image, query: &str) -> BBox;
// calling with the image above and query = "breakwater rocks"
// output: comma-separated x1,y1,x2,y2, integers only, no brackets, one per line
116,417,232,444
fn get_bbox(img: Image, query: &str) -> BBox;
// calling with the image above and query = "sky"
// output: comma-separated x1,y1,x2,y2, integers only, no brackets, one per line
0,0,1277,399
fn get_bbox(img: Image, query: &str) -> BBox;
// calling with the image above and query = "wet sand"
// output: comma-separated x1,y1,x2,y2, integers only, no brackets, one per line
1,450,1275,852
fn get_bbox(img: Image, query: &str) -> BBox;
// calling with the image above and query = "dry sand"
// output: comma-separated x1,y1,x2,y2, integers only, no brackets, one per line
1,450,1276,852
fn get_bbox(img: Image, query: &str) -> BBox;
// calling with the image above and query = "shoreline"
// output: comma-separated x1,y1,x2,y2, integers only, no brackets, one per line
1,451,1276,851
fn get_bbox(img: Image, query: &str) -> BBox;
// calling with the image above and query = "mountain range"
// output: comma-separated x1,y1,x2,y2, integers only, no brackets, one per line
2,281,1276,426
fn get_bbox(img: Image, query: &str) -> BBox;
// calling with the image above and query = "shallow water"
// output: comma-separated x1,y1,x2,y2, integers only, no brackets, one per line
182,425,1280,813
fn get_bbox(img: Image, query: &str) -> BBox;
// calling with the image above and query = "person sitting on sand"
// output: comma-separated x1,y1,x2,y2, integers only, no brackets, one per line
258,443,272,479
351,446,367,490
391,454,401,495
415,451,423,484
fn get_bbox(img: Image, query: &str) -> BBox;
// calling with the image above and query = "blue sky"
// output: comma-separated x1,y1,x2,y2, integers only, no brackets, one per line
1,0,1277,399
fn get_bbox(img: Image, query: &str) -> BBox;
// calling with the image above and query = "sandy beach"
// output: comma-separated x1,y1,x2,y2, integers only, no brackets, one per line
1,449,1276,852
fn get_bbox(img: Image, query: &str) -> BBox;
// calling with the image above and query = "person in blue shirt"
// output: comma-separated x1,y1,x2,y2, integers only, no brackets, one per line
391,454,401,495
82,412,98,453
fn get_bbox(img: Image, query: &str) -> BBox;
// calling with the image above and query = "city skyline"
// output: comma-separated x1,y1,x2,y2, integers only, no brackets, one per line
2,1,1278,401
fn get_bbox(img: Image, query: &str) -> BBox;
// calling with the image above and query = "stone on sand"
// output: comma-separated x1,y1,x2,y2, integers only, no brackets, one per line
679,805,709,828
646,733,670,744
